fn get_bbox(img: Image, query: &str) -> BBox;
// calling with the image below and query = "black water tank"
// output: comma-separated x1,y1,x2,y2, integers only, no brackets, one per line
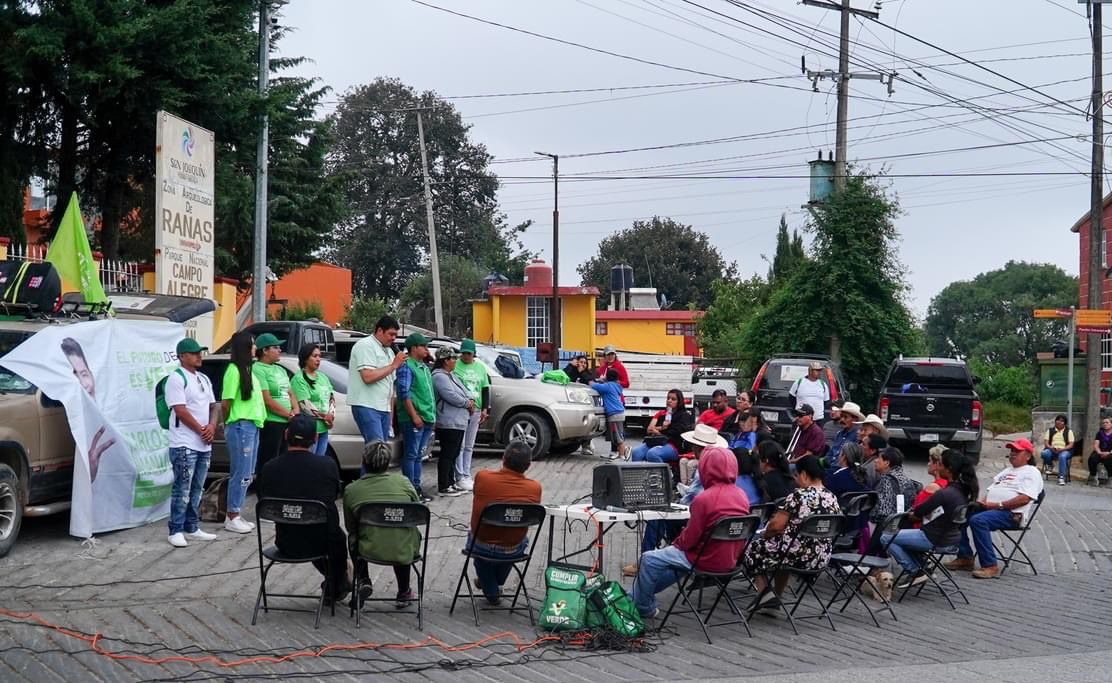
610,264,634,292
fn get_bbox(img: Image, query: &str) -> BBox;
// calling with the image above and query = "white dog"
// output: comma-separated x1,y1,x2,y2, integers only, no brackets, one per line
859,571,895,602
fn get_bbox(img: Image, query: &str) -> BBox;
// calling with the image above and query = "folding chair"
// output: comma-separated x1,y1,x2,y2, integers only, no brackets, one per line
449,503,547,626
350,502,431,629
754,513,846,635
993,490,1046,576
833,491,878,553
894,504,970,610
825,511,906,627
251,498,334,629
658,514,761,643
748,502,779,524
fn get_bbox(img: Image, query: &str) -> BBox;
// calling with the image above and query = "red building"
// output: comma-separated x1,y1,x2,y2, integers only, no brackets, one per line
1070,196,1112,375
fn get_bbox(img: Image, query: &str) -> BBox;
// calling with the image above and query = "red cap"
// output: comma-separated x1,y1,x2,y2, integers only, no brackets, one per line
1005,438,1034,453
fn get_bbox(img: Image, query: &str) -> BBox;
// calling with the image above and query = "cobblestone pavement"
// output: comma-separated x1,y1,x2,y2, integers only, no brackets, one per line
1,436,1110,682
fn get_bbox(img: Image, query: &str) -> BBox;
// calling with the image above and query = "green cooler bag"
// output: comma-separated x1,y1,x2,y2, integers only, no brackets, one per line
539,566,600,632
586,580,645,638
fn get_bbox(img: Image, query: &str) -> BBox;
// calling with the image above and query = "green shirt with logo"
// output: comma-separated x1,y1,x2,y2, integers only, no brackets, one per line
291,370,334,434
396,357,435,425
252,361,293,423
221,364,266,428
453,358,490,409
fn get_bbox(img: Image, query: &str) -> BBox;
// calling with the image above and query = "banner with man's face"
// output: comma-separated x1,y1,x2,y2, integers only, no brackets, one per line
1,319,183,537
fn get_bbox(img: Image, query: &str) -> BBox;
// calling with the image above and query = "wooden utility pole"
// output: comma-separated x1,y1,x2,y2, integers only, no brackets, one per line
1086,0,1105,441
416,110,444,336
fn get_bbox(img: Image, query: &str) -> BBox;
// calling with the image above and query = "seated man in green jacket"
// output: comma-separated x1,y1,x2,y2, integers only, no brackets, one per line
343,441,423,610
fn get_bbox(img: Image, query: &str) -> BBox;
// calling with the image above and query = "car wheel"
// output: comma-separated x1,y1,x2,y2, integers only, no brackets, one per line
0,463,23,559
502,412,552,461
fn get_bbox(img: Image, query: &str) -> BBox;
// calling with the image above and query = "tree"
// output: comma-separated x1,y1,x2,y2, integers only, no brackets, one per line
767,214,806,288
577,217,738,309
698,276,770,358
925,261,1077,367
324,77,531,300
399,254,486,338
342,297,394,333
738,173,922,406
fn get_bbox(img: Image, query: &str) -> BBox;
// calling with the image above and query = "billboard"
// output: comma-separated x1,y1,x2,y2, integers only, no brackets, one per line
155,111,215,347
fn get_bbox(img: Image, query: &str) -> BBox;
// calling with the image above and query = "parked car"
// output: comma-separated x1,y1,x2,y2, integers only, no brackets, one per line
750,354,850,443
200,353,396,477
217,320,336,359
878,357,983,461
423,339,605,459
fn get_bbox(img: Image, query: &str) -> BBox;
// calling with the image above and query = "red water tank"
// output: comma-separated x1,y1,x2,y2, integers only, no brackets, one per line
523,259,553,288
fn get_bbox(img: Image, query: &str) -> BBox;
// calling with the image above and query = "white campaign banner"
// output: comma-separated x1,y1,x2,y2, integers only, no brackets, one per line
1,319,184,538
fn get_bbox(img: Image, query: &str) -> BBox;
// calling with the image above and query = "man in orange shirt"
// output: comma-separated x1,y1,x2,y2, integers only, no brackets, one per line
467,441,543,604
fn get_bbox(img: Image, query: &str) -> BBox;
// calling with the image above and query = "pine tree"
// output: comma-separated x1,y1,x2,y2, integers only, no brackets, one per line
767,214,806,288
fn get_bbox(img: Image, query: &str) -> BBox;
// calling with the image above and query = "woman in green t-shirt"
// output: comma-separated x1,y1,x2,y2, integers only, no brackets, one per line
291,343,335,457
221,331,267,534
252,333,299,473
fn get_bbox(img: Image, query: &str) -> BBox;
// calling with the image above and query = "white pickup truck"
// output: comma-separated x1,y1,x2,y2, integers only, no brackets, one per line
618,353,737,430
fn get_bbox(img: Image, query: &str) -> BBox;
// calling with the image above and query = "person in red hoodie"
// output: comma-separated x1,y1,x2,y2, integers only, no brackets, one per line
630,446,750,619
596,345,630,388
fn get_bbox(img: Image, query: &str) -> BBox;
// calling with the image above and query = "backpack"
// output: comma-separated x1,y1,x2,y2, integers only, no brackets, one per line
539,566,600,632
155,368,187,429
198,475,229,523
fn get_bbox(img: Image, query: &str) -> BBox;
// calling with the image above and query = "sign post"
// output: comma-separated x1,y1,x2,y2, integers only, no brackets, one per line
1069,306,1077,427
1038,307,1112,422
155,111,215,348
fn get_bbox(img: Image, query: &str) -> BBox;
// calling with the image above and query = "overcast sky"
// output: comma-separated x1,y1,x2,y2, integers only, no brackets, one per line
279,0,1104,316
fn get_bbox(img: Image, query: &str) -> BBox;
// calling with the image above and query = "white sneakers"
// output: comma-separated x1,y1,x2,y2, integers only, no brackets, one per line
168,528,220,547
224,516,255,534
456,477,475,491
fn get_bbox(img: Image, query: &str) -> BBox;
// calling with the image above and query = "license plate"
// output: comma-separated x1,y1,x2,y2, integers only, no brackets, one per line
920,433,939,443
761,410,779,422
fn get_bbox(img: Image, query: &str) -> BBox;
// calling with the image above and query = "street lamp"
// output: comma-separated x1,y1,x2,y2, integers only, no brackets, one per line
534,151,560,349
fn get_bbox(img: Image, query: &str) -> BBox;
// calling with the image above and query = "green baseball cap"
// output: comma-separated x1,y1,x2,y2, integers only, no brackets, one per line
405,332,430,349
460,339,477,354
254,333,282,350
176,338,207,355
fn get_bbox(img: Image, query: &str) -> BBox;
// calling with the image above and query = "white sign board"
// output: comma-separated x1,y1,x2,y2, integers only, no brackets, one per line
155,110,215,347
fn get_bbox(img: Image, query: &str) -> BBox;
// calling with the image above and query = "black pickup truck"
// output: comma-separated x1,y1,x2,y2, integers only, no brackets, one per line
878,357,983,461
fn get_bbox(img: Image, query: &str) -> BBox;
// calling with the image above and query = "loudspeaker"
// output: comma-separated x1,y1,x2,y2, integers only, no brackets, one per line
591,463,673,512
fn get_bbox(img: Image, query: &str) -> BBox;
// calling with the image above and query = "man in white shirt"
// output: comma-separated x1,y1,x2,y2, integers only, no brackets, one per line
164,338,219,548
947,438,1045,579
789,361,830,422
347,315,406,444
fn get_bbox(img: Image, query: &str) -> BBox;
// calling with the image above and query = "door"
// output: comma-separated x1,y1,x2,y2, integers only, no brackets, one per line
683,335,699,356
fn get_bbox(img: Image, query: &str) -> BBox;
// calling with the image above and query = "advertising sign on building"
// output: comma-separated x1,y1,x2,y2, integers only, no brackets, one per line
155,110,215,347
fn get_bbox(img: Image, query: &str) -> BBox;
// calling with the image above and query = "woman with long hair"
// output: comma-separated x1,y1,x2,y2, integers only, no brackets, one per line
221,331,265,533
756,440,796,501
291,344,335,457
631,389,695,463
882,449,979,587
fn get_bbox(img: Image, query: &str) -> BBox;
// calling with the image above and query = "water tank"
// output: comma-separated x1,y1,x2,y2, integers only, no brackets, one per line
808,151,835,204
610,264,634,292
523,259,553,288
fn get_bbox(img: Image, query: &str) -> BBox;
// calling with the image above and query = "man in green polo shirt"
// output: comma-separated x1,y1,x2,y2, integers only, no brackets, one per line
396,332,435,501
252,333,299,473
453,339,490,491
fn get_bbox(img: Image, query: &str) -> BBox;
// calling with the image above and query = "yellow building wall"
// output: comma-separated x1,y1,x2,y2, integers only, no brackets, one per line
497,296,527,347
212,280,237,350
597,319,686,355
471,300,493,343
560,295,596,353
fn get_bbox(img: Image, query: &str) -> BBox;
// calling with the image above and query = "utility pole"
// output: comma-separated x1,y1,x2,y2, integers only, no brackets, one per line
535,152,560,349
1086,0,1105,442
416,110,445,336
251,0,270,325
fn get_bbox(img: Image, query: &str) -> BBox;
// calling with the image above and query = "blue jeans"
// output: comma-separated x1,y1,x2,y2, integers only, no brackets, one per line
311,431,330,457
632,544,692,616
882,529,935,573
1041,448,1072,478
467,535,528,599
352,405,392,443
225,420,259,515
641,519,684,553
957,509,1017,568
401,423,435,491
630,443,679,463
168,447,211,535
457,410,481,480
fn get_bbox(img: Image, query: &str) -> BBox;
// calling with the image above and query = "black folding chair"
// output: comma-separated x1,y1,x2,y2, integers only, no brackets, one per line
748,502,780,524
658,514,762,643
350,502,431,629
754,513,846,635
992,490,1046,576
825,511,906,627
833,491,879,553
251,498,334,629
894,504,970,610
449,503,547,626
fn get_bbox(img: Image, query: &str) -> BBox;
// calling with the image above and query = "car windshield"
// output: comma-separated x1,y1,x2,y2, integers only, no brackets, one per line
0,330,37,394
886,364,970,389
760,361,820,390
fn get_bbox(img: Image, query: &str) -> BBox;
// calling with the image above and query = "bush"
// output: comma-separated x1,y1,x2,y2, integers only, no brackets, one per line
342,297,393,332
969,360,1036,407
983,401,1031,436
277,300,324,321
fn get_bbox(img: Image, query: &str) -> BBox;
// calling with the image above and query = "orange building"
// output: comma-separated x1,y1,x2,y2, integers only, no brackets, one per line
266,261,353,327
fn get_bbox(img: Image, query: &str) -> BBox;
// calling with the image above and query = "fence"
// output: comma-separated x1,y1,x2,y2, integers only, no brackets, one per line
6,242,145,293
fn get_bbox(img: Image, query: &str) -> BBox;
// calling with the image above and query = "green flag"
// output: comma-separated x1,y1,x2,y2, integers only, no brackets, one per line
46,192,108,304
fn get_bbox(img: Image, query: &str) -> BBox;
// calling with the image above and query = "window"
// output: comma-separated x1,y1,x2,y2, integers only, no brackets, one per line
666,322,696,336
1103,334,1112,373
596,321,608,336
526,296,550,347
